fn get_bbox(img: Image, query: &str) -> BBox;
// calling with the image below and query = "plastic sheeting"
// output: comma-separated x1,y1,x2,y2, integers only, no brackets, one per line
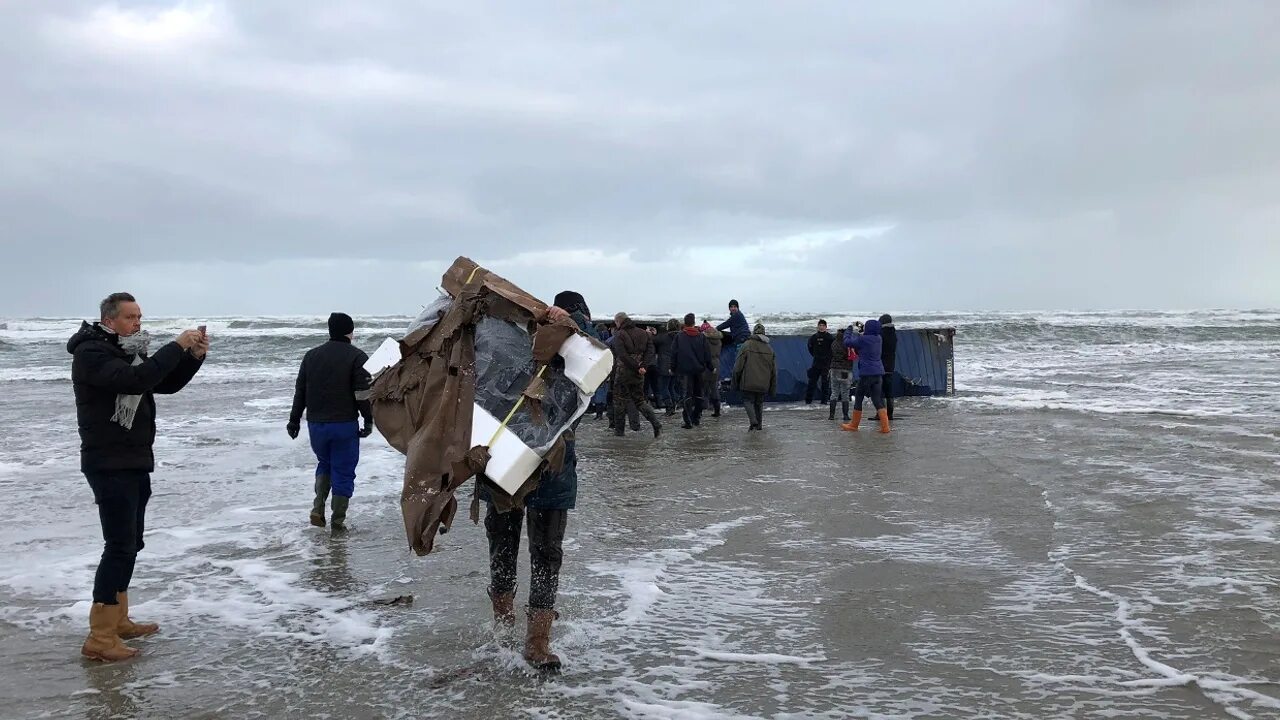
405,293,453,337
472,316,585,454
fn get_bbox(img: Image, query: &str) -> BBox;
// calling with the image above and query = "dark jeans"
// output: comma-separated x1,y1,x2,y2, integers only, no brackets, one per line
805,366,831,403
680,373,704,425
854,374,885,412
485,504,568,610
883,373,895,419
85,471,151,605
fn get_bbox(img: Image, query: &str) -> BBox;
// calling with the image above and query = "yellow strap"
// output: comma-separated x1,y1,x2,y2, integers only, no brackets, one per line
465,266,481,285
488,365,546,446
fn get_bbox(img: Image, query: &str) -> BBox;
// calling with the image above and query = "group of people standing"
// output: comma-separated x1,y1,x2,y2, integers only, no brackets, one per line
804,313,898,433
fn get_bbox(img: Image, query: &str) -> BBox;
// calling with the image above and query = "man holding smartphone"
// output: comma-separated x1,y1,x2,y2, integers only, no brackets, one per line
69,292,207,662
286,312,374,532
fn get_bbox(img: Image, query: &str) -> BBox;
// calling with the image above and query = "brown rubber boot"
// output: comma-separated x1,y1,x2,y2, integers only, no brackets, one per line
878,408,891,434
523,608,562,672
489,589,516,629
82,603,139,662
116,592,159,639
841,410,862,432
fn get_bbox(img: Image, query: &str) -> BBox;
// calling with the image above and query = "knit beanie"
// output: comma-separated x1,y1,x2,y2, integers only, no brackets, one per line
328,312,355,339
753,323,766,335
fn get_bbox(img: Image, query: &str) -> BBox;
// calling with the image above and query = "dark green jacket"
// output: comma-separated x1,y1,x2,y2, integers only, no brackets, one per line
731,333,777,395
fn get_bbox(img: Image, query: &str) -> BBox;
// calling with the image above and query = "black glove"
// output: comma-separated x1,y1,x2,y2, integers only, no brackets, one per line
286,421,300,440
359,422,374,438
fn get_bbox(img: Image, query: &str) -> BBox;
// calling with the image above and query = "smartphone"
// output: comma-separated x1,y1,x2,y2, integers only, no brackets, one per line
198,324,207,338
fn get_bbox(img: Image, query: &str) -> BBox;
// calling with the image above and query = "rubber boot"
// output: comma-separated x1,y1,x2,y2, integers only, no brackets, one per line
664,402,676,417
489,589,516,629
628,403,641,431
828,402,836,421
82,603,139,662
641,407,662,438
841,410,862,432
711,400,721,418
842,402,850,421
878,408,891,434
330,495,350,533
614,423,625,437
310,475,331,527
681,400,693,429
523,608,562,672
116,592,158,639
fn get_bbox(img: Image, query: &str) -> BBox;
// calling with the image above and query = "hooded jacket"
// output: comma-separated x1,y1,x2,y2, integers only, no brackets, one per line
672,326,713,375
611,318,655,373
843,319,885,377
829,331,853,372
702,326,724,372
68,322,204,473
732,332,777,395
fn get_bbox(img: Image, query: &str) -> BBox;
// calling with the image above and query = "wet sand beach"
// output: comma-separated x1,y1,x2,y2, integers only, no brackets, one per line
3,386,1277,719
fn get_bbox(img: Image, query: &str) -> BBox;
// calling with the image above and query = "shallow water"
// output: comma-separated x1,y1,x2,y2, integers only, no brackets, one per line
1,312,1277,718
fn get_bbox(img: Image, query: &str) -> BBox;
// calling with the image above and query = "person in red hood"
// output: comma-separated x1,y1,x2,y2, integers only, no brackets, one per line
672,313,713,429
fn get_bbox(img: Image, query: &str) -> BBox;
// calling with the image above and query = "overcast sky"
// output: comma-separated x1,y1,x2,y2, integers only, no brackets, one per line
2,1,1278,318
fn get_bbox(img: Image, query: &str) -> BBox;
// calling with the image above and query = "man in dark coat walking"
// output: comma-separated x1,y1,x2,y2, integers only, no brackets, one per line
610,313,663,438
672,313,713,429
70,292,206,662
287,312,374,532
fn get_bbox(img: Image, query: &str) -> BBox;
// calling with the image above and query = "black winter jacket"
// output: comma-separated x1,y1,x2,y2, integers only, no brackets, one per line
68,322,204,473
653,331,677,376
808,331,834,370
672,329,712,375
880,325,898,374
289,338,373,425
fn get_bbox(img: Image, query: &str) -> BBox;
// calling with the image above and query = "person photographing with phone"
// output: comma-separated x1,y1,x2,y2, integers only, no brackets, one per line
286,312,374,532
69,292,207,662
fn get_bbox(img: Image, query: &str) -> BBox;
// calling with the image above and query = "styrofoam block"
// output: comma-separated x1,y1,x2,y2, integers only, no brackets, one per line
471,405,545,495
364,337,402,377
560,333,612,394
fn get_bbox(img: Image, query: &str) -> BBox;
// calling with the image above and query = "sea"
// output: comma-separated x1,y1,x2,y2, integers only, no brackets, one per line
0,309,1277,719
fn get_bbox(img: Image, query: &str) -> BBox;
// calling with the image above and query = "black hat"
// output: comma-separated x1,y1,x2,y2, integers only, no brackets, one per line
328,312,355,339
553,290,589,318
879,313,893,325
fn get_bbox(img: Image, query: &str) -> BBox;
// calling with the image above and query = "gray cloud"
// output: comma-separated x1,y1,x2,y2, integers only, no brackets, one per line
2,1,1278,317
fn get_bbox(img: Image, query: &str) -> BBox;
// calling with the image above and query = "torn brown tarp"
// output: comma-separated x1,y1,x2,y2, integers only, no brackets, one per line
370,256,580,556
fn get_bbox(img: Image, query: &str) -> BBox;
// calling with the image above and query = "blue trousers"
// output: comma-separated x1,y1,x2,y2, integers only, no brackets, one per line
308,421,360,497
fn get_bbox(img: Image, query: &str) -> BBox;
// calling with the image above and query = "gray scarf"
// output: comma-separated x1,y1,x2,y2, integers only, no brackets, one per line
111,330,152,429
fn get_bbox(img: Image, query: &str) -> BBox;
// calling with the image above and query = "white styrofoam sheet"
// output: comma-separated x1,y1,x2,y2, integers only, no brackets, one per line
471,405,546,495
364,337,401,377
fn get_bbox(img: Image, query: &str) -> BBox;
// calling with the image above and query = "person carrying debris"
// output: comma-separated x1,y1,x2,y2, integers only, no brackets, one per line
368,260,617,674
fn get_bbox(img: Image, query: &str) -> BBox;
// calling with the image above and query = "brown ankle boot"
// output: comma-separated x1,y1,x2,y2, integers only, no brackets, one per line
489,589,516,628
116,591,159,639
523,608,562,671
877,408,891,434
841,410,862,431
82,603,139,662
